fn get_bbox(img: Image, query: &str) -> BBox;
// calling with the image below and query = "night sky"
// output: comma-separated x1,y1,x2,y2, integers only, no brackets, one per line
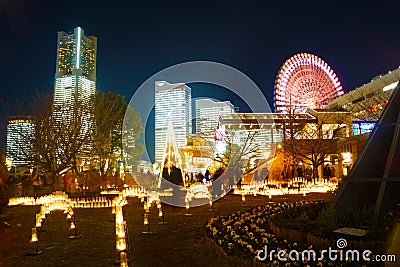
1,0,400,152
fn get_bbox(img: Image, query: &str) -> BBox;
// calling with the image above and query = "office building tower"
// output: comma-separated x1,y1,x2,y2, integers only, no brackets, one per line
54,26,96,108
6,116,35,167
195,99,234,137
155,81,192,164
53,26,97,147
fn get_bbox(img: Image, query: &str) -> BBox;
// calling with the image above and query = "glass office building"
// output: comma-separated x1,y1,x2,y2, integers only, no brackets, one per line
53,27,97,147
155,81,192,164
6,117,35,167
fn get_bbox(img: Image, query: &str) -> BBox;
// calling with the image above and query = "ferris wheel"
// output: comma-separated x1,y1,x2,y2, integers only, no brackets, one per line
274,53,344,113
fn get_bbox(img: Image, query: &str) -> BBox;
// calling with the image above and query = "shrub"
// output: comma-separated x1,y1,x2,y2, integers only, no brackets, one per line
270,201,327,232
316,206,376,238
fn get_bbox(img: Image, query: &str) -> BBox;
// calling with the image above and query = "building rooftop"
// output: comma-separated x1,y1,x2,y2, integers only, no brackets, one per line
219,112,317,129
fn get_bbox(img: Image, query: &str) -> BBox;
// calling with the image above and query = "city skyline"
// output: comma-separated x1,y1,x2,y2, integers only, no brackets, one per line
2,0,400,154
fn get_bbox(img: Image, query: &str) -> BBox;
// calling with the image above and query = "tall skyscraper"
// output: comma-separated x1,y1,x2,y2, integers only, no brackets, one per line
6,116,35,167
155,81,192,164
195,99,234,137
54,26,97,108
53,26,97,149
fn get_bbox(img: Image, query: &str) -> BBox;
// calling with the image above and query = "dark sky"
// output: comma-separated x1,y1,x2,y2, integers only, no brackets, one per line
2,0,400,103
1,0,400,152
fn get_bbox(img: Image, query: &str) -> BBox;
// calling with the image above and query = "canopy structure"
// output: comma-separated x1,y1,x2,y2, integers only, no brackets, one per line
331,82,400,222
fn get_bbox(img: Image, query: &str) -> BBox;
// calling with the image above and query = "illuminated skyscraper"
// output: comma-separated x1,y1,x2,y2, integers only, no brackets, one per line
54,26,97,108
53,27,97,148
195,98,234,137
6,116,35,167
155,81,192,164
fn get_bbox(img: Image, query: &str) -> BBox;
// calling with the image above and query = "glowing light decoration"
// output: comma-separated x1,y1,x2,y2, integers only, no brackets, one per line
233,179,337,198
116,238,126,251
120,252,128,267
274,53,344,113
113,197,128,252
31,228,38,243
35,214,42,228
76,27,81,69
159,119,185,187
342,152,351,164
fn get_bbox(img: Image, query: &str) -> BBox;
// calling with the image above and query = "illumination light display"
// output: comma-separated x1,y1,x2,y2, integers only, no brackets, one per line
274,53,344,113
233,179,337,198
8,182,336,262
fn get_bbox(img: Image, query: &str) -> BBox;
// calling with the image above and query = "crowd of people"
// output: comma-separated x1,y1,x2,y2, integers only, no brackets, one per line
3,168,117,198
6,168,48,198
2,162,339,198
161,162,244,187
281,163,337,182
322,164,336,180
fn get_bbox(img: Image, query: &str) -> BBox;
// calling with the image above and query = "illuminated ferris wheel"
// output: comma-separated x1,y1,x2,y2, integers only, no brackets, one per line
274,53,344,113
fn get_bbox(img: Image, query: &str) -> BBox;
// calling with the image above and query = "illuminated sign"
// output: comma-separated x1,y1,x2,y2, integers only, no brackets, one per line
352,122,376,135
342,152,351,164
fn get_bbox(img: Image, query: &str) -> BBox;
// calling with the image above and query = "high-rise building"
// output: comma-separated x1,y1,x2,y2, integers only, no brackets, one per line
195,99,234,137
155,81,192,164
53,26,97,150
54,26,97,108
6,116,35,167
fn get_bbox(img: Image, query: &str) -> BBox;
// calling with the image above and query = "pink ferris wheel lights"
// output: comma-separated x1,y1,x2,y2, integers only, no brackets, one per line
274,53,344,113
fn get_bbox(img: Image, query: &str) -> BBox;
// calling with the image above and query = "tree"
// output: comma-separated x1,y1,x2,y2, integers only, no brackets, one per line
200,128,262,176
282,108,352,180
92,92,144,178
4,92,93,187
122,105,144,170
5,91,144,188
